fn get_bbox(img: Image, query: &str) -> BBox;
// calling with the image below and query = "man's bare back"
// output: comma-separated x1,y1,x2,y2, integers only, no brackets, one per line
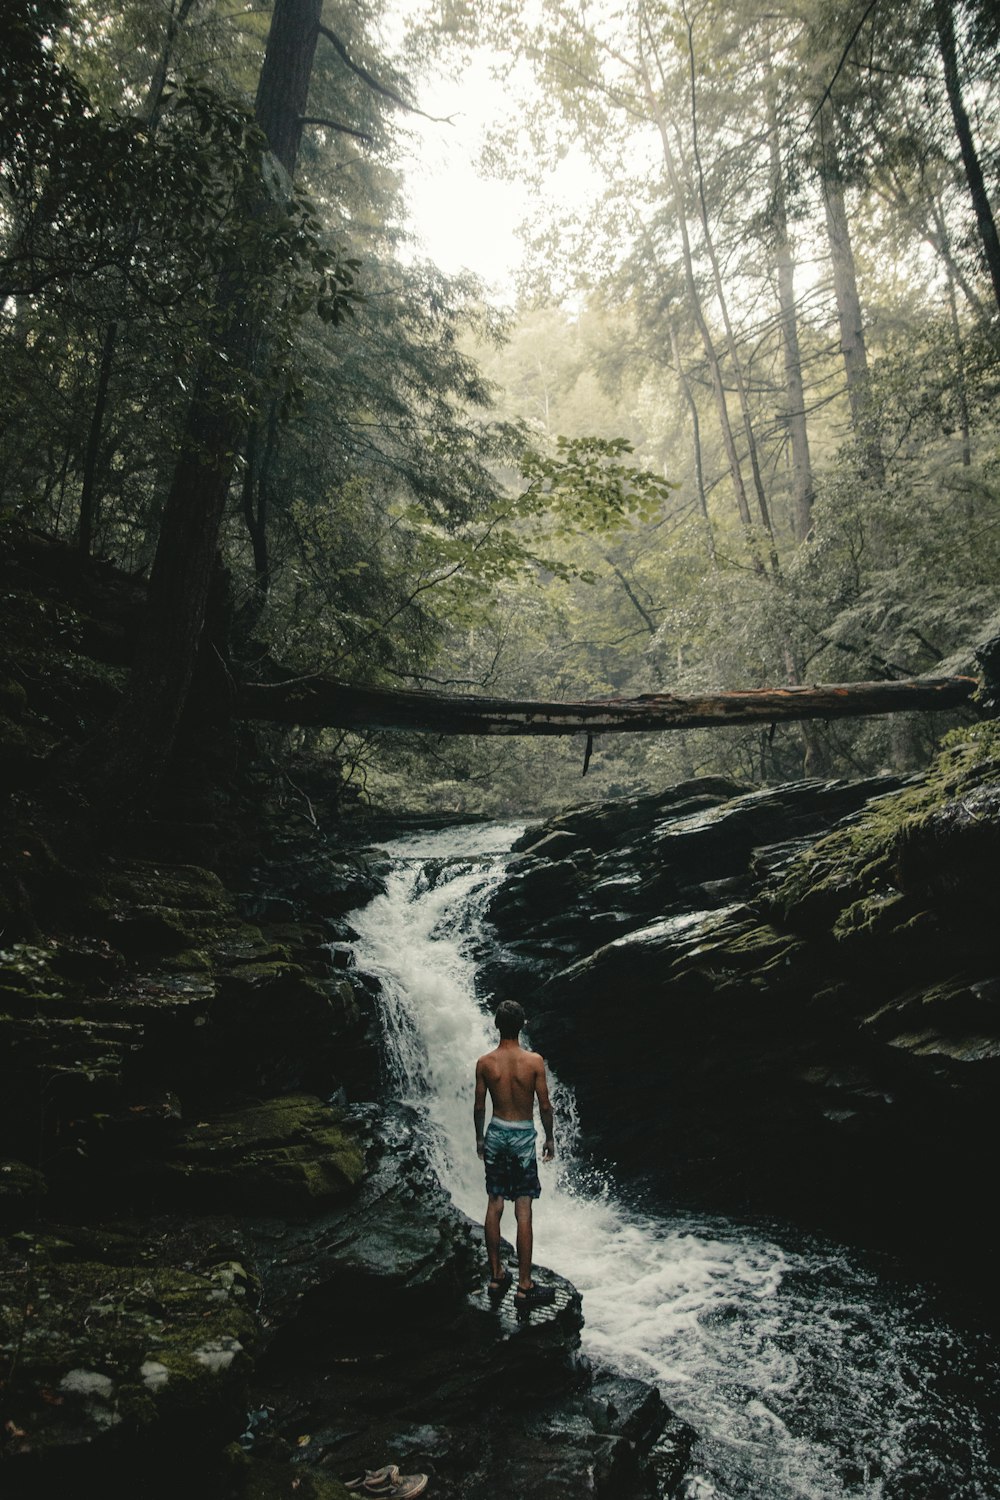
476,1040,550,1123
475,1037,554,1163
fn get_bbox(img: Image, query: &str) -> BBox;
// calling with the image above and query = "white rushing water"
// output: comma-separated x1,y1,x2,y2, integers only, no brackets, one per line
347,824,999,1499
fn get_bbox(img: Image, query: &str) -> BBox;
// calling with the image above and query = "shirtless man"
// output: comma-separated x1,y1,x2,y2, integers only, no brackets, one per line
474,999,556,1308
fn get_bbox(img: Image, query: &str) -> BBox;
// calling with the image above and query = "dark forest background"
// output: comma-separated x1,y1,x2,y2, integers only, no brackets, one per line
3,0,1000,816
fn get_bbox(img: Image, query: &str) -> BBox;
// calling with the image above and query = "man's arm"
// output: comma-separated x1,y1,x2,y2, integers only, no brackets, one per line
474,1058,487,1159
535,1055,555,1160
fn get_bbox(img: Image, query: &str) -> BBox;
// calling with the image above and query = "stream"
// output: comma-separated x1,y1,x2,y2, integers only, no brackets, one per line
347,823,999,1499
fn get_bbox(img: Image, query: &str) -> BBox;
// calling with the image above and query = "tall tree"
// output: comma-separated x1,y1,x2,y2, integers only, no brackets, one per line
766,60,813,542
932,0,1000,318
80,0,344,804
634,27,759,550
815,99,884,481
676,0,777,561
76,0,201,557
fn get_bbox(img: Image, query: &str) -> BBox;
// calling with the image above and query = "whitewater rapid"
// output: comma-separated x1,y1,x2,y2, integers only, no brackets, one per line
347,823,998,1499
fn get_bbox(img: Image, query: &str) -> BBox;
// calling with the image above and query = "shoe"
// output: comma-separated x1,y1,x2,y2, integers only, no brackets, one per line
487,1268,512,1299
514,1281,555,1308
342,1469,429,1499
343,1469,399,1492
364,1475,428,1499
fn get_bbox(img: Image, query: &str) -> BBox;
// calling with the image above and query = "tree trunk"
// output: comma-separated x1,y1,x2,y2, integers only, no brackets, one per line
636,40,758,558
77,319,117,556
876,165,988,321
767,80,813,542
945,268,972,467
667,316,715,564
236,673,977,736
253,0,320,175
680,3,777,563
934,0,1000,319
816,101,883,482
82,0,322,804
76,0,198,559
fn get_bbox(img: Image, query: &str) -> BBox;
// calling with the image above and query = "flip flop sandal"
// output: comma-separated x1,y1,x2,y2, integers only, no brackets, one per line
343,1466,400,1491
487,1268,513,1299
363,1474,428,1499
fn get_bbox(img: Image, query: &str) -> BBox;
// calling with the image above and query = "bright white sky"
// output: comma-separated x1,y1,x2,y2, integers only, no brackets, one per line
397,50,528,302
384,15,604,307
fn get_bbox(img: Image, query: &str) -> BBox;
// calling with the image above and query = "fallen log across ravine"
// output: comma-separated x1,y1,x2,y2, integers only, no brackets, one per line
236,674,979,735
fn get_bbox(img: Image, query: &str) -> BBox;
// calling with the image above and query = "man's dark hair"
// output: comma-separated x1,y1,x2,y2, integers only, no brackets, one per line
495,1000,525,1040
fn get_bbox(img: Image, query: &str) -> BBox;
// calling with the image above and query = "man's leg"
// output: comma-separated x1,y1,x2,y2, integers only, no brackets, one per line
485,1193,505,1279
513,1195,533,1290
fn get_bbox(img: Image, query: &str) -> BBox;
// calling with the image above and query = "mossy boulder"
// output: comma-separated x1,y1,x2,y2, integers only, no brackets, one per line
0,938,126,1015
0,675,28,715
0,1160,47,1214
107,863,235,914
104,862,241,958
208,958,364,1095
0,1232,257,1471
0,714,32,776
254,851,389,922
220,1447,351,1500
251,1104,481,1339
768,723,1000,938
486,732,1000,1288
163,1095,364,1215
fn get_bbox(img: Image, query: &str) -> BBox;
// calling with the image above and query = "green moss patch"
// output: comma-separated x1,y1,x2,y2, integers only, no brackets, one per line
164,1095,365,1215
0,1238,257,1459
221,1446,352,1500
770,723,1000,935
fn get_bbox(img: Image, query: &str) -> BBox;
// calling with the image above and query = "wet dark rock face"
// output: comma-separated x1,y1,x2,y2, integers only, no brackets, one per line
249,1104,692,1500
484,739,1000,1303
0,845,682,1500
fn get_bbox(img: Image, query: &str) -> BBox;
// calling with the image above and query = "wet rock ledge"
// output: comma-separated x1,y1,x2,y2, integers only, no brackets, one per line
0,846,689,1498
484,727,1000,1307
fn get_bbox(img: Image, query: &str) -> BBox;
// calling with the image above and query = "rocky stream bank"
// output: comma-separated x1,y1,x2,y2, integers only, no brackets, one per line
484,729,1000,1318
0,834,690,1499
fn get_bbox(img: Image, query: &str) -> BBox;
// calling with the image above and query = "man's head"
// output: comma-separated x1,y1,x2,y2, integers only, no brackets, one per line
494,999,525,1040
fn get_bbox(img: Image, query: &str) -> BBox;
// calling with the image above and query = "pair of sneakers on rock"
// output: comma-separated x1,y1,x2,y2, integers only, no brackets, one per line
343,1463,427,1498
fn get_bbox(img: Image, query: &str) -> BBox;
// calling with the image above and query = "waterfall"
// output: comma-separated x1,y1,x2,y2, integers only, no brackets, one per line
348,824,999,1500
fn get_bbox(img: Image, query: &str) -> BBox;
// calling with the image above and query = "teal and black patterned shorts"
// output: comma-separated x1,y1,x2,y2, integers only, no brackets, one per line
484,1117,541,1200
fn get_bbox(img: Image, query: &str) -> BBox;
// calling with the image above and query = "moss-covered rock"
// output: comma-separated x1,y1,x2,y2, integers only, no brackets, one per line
769,722,1000,936
107,863,235,914
0,1232,257,1469
219,1446,351,1500
101,862,243,958
208,957,364,1096
0,1160,47,1210
0,675,28,715
0,714,31,777
163,1095,364,1215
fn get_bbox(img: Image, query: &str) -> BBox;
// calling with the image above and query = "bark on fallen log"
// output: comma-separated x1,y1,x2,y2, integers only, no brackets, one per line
236,674,978,735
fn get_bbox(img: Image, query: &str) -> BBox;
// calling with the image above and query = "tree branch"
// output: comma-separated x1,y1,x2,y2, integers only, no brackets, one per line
805,0,882,133
301,115,375,144
316,24,455,124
